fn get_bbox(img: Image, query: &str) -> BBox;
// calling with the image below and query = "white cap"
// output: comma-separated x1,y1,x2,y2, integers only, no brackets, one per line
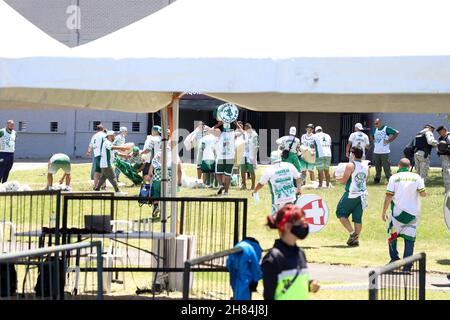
354,123,363,130
315,126,322,132
120,126,128,132
270,150,282,163
289,126,297,135
106,130,115,136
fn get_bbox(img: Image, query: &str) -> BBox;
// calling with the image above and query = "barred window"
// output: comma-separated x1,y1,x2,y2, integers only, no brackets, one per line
18,121,27,132
50,122,58,132
93,121,101,131
132,122,140,132
112,122,120,132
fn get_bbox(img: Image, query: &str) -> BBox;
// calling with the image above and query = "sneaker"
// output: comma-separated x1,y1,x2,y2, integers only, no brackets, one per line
348,240,359,247
152,205,160,217
115,191,127,196
240,184,246,190
223,192,229,197
373,178,381,184
217,185,225,195
346,232,360,246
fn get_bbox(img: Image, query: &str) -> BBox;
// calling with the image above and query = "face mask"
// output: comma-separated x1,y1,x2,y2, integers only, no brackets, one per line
291,224,309,240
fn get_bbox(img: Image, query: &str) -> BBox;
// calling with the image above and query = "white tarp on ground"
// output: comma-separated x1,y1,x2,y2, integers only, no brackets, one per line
2,0,450,113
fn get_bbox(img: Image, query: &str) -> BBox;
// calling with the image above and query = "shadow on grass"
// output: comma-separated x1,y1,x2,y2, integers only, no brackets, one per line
437,259,450,266
322,245,354,249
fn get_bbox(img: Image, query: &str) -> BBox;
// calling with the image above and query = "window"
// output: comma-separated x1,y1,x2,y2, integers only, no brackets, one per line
18,121,27,132
50,122,58,132
132,122,140,132
112,122,120,132
93,121,101,131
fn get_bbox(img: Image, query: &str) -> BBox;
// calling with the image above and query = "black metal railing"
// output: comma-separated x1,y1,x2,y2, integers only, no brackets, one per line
0,241,103,300
183,247,243,300
368,253,426,300
0,190,61,252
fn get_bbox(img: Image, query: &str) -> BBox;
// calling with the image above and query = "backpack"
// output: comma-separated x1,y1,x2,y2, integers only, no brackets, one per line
34,256,66,298
137,184,152,206
0,263,17,297
403,139,416,160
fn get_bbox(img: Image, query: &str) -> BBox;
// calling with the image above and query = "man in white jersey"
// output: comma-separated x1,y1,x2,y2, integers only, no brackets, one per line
113,126,128,182
141,125,162,185
313,126,332,188
346,123,370,161
199,130,218,188
336,147,369,247
300,124,316,184
276,127,302,173
382,158,427,268
370,118,400,184
94,131,129,195
240,123,259,190
87,124,106,188
215,121,244,196
253,150,302,216
47,153,71,191
0,120,17,183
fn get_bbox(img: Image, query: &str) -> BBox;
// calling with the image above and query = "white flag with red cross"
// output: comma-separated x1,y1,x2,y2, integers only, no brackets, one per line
295,194,329,233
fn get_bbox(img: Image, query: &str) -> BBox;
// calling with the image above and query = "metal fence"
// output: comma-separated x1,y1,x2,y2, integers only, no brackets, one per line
183,247,242,300
59,195,247,295
0,241,103,300
0,191,248,297
369,253,426,300
0,190,61,253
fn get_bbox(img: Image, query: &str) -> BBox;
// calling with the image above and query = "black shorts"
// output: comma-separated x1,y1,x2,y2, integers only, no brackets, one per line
143,163,151,176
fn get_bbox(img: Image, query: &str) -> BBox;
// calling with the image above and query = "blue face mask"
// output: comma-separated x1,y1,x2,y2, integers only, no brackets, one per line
291,224,309,240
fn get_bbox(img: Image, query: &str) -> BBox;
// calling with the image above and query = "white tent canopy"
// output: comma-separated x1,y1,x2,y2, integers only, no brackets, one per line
2,0,450,112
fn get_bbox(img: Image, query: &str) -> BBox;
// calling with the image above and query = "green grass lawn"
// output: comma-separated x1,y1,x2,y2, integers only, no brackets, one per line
9,162,450,274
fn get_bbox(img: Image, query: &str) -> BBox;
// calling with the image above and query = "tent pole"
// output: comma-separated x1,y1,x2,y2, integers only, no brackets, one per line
170,93,180,235
160,105,169,233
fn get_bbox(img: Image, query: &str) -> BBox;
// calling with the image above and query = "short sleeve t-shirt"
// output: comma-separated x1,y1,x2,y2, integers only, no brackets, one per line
143,135,162,163
100,138,114,168
313,132,332,158
372,125,398,154
301,133,315,149
277,136,300,153
216,129,237,160
348,131,370,157
259,162,301,205
386,171,425,216
201,134,218,161
90,131,106,157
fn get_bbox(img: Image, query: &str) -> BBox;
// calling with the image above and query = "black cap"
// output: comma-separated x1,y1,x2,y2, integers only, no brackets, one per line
436,125,447,132
306,123,314,129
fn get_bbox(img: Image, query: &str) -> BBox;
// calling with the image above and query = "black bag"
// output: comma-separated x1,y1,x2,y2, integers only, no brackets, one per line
34,256,66,298
403,138,416,159
281,136,296,160
0,263,17,297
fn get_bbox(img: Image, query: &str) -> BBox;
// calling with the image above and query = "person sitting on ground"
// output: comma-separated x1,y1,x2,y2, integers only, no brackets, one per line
47,153,72,191
336,146,369,247
261,204,320,300
117,146,145,173
94,131,129,195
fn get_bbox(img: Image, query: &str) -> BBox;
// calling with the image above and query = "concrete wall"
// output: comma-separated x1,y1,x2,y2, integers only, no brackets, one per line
372,113,449,166
0,109,148,159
